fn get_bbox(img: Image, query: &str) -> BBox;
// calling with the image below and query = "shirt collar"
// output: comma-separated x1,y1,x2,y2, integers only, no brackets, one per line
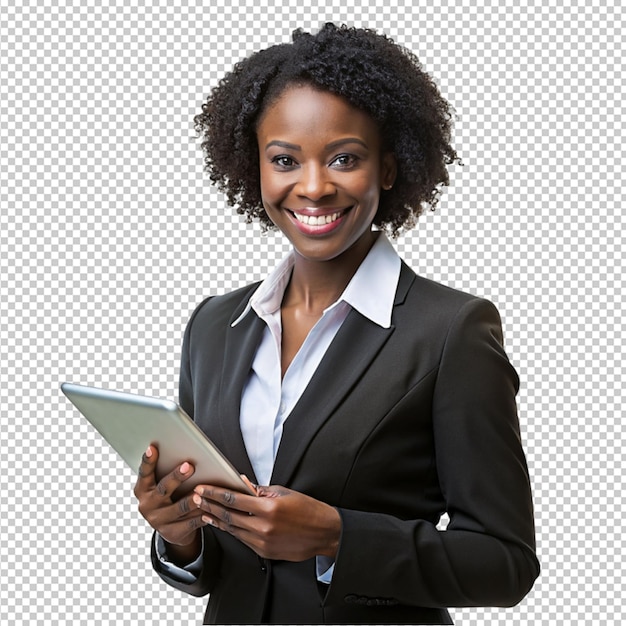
340,233,401,328
232,232,401,329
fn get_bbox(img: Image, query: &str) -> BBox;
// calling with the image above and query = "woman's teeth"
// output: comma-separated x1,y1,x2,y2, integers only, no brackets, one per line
294,211,341,226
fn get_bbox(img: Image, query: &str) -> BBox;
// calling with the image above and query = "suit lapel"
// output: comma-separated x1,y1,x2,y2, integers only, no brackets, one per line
217,305,266,484
270,262,416,486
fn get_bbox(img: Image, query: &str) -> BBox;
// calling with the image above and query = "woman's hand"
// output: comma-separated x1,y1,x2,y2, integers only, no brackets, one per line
193,484,342,562
133,445,207,562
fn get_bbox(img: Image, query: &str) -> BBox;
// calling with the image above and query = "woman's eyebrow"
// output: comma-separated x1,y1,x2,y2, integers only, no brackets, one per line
265,138,369,152
325,137,369,150
265,140,301,151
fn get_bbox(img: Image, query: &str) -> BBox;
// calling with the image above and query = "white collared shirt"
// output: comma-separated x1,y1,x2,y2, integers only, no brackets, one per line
236,232,401,486
156,232,401,584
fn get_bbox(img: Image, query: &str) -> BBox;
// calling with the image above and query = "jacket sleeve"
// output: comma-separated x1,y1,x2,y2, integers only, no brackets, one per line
324,298,540,608
151,526,222,597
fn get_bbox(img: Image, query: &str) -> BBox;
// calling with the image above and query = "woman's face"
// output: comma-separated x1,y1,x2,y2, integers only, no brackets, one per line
256,84,396,264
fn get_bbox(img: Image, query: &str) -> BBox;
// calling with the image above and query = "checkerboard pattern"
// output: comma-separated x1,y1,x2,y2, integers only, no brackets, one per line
2,0,624,624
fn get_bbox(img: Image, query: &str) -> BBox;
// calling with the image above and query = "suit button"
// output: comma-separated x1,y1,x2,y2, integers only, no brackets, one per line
258,556,267,572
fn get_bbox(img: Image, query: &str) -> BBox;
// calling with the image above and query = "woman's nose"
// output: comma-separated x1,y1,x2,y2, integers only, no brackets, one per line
296,165,335,200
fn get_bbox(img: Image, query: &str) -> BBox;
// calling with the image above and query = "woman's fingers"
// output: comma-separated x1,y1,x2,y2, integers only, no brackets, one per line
193,485,256,531
135,445,196,501
192,484,341,561
155,460,195,498
193,485,265,535
134,444,159,497
133,445,209,546
194,485,260,513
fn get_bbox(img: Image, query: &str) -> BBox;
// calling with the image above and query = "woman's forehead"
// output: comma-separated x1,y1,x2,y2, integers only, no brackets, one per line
257,84,381,147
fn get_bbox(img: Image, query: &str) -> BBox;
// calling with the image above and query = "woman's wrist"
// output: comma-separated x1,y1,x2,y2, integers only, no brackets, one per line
318,505,342,559
164,529,203,566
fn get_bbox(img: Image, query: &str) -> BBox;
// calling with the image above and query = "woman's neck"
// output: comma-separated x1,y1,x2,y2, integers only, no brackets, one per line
283,231,378,314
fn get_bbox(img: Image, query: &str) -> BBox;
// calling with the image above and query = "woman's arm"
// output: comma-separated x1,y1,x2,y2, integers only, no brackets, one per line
323,298,539,608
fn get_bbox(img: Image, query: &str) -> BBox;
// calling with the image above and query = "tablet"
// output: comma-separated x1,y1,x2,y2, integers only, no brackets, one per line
61,382,255,497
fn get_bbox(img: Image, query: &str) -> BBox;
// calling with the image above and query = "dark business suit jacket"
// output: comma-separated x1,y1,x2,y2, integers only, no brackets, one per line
152,262,540,624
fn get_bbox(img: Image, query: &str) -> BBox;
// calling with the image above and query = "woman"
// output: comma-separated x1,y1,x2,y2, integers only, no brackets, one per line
134,23,539,624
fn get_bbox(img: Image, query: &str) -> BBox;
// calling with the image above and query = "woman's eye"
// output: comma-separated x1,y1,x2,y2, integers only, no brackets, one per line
272,155,296,168
331,154,358,168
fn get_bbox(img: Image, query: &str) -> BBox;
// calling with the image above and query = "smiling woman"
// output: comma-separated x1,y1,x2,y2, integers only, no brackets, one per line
132,23,539,625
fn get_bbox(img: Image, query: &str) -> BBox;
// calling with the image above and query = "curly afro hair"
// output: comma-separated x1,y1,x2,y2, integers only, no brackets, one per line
194,23,459,235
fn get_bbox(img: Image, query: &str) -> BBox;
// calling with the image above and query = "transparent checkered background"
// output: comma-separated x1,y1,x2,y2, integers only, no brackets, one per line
1,0,623,624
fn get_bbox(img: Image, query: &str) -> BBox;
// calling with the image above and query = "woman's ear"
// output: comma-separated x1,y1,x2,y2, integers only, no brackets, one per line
381,152,397,190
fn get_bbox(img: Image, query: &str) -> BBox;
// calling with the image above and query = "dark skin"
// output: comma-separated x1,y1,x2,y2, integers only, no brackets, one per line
134,85,396,567
280,251,368,377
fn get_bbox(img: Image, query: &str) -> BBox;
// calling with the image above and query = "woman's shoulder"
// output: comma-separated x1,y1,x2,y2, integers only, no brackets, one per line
401,262,489,307
399,262,503,327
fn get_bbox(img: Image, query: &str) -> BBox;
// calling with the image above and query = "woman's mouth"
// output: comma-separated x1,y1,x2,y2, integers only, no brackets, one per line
287,207,351,235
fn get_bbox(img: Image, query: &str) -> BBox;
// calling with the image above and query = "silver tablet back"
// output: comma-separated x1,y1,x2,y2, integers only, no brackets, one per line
61,382,253,496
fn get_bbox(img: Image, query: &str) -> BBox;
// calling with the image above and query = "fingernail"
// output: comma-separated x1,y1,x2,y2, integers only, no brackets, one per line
203,515,215,526
194,486,203,495
193,494,202,507
180,462,190,474
145,446,152,458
